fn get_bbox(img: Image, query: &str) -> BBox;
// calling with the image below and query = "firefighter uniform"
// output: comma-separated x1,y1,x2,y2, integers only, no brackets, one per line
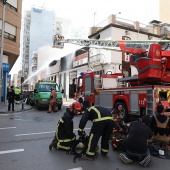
78,106,114,158
47,87,58,113
54,108,76,150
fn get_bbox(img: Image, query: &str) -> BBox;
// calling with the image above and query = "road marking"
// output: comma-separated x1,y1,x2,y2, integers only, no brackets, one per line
15,128,91,137
15,131,55,136
68,168,83,170
0,149,24,155
0,127,16,130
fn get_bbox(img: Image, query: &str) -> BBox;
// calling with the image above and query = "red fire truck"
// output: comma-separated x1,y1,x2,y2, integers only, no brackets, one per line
53,37,170,121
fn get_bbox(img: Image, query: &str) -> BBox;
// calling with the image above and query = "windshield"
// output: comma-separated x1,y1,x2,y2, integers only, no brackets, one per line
38,84,59,92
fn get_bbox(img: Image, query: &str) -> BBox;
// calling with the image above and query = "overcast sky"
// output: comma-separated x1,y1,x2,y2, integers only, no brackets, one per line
9,0,159,76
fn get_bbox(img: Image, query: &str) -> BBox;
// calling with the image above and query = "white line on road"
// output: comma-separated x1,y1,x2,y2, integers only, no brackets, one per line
0,127,16,130
15,131,55,136
15,128,91,137
0,149,24,155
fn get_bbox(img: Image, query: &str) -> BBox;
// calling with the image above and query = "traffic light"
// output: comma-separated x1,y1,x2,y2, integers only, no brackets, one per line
21,77,24,83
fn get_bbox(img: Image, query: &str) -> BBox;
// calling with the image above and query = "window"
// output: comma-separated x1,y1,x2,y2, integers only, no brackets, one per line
6,0,18,12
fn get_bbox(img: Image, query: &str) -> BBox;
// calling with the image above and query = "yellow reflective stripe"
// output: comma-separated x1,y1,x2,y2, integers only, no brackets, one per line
59,118,64,123
78,128,83,131
101,148,109,153
93,116,113,122
168,90,170,103
58,136,75,143
57,143,70,150
86,133,95,156
88,106,101,119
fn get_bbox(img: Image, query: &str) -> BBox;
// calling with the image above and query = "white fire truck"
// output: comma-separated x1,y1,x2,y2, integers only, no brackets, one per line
53,36,170,122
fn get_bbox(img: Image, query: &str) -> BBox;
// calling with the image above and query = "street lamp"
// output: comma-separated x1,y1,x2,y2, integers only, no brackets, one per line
0,0,7,103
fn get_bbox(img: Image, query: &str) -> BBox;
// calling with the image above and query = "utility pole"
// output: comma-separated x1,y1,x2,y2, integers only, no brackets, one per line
0,0,7,103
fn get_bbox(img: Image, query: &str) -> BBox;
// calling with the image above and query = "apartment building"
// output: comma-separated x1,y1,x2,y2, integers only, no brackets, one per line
0,0,22,101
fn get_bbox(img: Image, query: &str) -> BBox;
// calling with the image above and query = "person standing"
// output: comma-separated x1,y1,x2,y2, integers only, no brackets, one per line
49,102,82,151
47,87,58,113
7,86,15,111
14,87,21,104
78,105,116,160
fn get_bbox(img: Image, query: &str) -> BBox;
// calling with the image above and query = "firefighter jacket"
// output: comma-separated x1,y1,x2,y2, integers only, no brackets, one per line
50,90,57,102
78,106,114,134
7,88,15,101
55,108,76,141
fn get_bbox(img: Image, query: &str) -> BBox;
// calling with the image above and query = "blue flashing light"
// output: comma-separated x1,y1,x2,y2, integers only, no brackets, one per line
79,72,84,76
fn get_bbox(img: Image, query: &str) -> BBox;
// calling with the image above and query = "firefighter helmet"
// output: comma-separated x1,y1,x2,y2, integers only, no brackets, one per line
69,102,82,111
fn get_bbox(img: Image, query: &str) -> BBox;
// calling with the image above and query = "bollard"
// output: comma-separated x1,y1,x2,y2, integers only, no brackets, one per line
22,99,24,110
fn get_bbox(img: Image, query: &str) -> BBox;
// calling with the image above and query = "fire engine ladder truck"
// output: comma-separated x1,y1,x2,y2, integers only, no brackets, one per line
53,36,170,117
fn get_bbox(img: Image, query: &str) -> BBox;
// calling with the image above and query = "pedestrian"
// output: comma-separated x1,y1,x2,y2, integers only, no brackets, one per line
78,105,117,160
7,85,15,111
49,102,82,151
119,115,153,167
47,87,58,113
14,86,21,104
150,104,170,146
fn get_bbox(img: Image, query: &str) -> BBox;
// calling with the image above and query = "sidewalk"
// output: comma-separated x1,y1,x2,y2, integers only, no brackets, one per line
0,98,75,114
0,102,32,114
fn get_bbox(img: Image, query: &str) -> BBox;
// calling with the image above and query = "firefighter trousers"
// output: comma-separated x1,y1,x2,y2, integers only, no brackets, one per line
48,102,58,112
86,120,114,157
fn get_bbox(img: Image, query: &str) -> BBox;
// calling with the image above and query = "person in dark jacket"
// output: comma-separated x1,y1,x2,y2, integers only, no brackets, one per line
78,105,118,160
7,85,15,111
150,104,170,145
49,102,82,151
119,115,153,167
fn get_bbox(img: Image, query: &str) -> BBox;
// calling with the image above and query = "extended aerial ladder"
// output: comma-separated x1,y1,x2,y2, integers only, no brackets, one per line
53,35,170,84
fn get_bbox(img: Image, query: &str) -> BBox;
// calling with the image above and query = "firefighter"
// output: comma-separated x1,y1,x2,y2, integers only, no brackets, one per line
49,102,82,151
150,104,170,145
119,115,153,167
14,87,21,104
78,105,116,160
111,103,128,135
47,87,58,113
7,85,15,111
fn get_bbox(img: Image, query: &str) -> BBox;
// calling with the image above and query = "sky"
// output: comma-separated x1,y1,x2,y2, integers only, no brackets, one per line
9,0,159,77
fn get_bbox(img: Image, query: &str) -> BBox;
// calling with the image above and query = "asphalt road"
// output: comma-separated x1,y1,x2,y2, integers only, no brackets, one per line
0,104,170,170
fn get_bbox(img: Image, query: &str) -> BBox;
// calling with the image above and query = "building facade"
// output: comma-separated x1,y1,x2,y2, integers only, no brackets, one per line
0,0,22,101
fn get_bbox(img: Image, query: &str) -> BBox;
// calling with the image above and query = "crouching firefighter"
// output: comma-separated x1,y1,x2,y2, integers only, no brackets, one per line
49,102,82,151
78,106,116,160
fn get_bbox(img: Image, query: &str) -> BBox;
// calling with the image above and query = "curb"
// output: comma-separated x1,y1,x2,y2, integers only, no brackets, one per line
0,106,33,114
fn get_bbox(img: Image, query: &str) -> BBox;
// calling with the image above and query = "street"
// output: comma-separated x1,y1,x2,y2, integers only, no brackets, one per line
0,103,170,170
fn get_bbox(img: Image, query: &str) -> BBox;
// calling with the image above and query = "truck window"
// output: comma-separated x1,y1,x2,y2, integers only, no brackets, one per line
38,84,59,92
159,91,167,101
